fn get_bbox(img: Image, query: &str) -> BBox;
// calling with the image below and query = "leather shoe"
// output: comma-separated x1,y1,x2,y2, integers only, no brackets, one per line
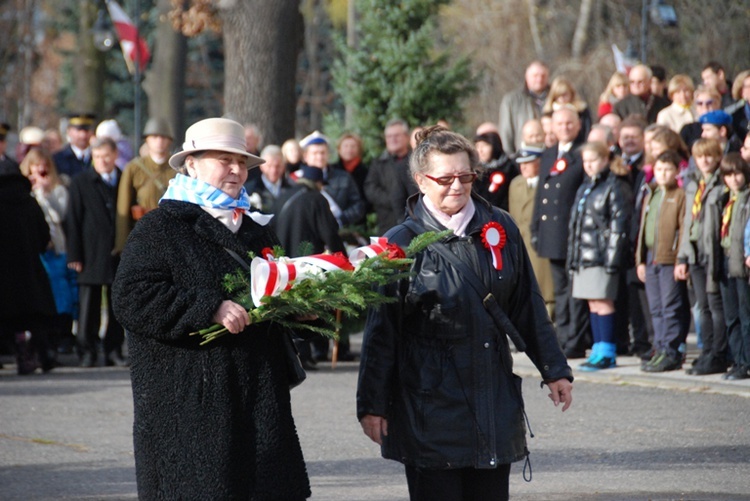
80,353,96,368
105,354,129,367
687,362,727,376
724,365,750,380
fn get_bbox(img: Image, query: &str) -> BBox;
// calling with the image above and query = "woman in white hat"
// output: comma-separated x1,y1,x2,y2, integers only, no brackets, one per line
112,118,311,500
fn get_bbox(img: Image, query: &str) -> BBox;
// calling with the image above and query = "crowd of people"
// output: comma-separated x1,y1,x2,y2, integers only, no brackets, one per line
2,59,750,381
1,56,749,500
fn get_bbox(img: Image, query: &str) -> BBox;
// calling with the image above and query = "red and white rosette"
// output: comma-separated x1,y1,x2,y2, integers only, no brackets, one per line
348,237,390,267
481,222,507,271
488,171,505,193
552,158,567,176
250,253,354,307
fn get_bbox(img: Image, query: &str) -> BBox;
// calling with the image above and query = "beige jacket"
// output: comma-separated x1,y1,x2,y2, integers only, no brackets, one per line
508,175,554,302
115,156,176,252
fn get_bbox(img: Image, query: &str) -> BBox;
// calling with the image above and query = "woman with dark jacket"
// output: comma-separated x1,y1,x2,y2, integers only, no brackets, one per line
567,141,633,371
357,126,573,501
112,118,310,500
0,172,57,374
472,131,519,210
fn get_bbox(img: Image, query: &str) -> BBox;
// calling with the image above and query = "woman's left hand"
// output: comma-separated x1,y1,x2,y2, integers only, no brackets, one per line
546,379,573,412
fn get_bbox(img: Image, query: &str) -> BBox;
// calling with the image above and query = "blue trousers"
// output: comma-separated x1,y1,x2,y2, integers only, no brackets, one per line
644,261,690,358
720,271,750,367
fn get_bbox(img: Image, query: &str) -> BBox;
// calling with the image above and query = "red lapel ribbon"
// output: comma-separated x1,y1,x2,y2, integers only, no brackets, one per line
481,221,507,271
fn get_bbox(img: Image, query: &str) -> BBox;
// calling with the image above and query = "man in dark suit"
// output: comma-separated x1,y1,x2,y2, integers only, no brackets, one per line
66,136,125,367
0,122,20,176
531,106,590,357
54,113,96,179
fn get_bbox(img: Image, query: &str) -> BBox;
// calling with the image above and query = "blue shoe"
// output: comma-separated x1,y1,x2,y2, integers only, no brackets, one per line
579,356,616,372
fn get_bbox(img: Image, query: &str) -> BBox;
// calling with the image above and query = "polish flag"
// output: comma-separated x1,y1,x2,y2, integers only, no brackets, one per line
106,0,150,73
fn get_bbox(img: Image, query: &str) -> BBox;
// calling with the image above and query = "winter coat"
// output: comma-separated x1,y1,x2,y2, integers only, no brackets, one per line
364,151,416,233
0,174,56,324
566,168,633,273
677,171,724,293
531,142,586,261
614,93,671,124
357,194,572,469
53,144,91,179
507,175,554,303
472,154,519,211
115,155,176,252
112,201,310,501
322,166,366,226
271,179,345,257
635,184,686,266
722,188,750,279
499,86,547,154
65,169,120,285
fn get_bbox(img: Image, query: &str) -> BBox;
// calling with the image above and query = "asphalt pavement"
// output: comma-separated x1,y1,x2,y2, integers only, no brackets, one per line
1,332,749,500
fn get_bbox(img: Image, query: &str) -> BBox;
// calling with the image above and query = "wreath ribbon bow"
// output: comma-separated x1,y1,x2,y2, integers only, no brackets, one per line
481,222,507,271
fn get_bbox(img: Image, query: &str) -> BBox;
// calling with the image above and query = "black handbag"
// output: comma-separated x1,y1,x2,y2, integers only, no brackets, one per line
223,248,306,389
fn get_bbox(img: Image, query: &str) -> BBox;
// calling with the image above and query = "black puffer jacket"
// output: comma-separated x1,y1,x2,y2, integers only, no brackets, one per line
357,194,572,469
566,168,633,273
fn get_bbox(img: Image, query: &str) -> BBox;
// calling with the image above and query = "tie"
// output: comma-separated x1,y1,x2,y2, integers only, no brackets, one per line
721,193,736,238
691,179,706,220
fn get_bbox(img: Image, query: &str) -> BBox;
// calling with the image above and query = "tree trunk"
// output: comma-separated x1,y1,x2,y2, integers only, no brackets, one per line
73,0,106,114
220,0,303,145
526,0,544,60
143,0,189,144
571,0,595,59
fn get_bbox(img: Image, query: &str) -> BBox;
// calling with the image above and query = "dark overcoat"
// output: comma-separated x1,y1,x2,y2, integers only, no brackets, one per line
65,169,119,285
0,174,56,325
53,144,91,179
112,201,310,501
357,195,572,469
531,142,586,261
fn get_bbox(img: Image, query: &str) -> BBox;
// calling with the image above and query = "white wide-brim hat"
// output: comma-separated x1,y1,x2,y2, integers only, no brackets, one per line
168,117,265,170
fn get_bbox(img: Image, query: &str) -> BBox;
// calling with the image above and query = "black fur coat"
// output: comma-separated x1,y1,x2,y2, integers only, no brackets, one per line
112,201,310,500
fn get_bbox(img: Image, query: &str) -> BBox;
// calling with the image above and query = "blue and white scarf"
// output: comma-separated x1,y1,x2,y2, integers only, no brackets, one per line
160,173,272,227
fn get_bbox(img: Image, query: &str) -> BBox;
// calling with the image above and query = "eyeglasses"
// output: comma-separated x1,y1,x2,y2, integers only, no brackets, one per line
424,173,477,185
695,100,714,106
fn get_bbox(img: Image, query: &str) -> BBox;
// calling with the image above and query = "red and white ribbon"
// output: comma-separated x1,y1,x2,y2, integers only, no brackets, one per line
250,253,353,307
481,222,507,271
348,237,390,267
488,171,505,193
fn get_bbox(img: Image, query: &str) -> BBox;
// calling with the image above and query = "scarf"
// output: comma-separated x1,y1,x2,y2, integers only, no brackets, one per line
422,195,475,237
342,157,361,174
160,173,273,227
691,178,706,220
721,192,737,239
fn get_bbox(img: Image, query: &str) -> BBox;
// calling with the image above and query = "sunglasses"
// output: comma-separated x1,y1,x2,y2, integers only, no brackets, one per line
424,173,477,186
695,100,714,106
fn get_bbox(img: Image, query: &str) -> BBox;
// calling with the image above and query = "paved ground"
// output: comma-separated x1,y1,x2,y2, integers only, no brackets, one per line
1,333,749,500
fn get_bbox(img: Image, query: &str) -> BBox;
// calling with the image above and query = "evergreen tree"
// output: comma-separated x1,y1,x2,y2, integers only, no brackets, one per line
331,0,476,156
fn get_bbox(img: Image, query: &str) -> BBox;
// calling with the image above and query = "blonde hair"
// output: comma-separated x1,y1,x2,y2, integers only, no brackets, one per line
599,71,629,104
543,76,587,114
691,138,723,159
19,148,60,186
667,74,695,100
731,70,750,101
581,141,628,176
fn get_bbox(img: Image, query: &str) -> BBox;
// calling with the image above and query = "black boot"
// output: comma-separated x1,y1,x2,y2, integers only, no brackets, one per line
14,331,38,375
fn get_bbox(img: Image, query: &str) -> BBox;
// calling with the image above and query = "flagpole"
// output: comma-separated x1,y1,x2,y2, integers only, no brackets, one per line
132,0,141,155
